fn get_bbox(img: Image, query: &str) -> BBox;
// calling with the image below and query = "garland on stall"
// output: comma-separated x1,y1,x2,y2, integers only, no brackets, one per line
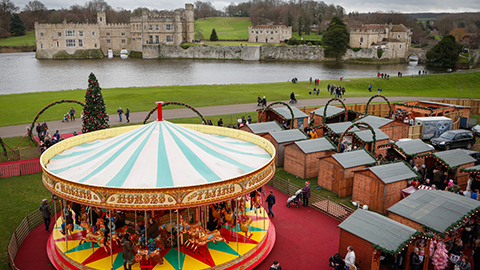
29,100,85,142
421,206,480,238
393,102,434,113
257,101,294,128
425,153,462,170
142,102,207,124
322,98,348,124
378,142,434,159
337,122,377,154
365,95,392,118
372,230,437,256
460,167,480,174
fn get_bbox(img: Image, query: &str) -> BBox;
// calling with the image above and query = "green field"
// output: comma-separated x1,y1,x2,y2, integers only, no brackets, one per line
1,72,479,127
0,31,36,46
194,17,251,40
291,32,322,41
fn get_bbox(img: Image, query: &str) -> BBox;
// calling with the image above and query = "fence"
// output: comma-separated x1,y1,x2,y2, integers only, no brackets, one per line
7,201,61,270
431,99,480,114
0,158,42,178
0,148,40,163
267,176,354,221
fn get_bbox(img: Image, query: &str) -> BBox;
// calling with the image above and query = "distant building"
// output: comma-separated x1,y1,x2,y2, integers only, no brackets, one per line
248,24,292,44
349,24,412,59
35,4,194,59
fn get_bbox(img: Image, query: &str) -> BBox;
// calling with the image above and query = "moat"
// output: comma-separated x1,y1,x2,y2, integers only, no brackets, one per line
0,52,430,95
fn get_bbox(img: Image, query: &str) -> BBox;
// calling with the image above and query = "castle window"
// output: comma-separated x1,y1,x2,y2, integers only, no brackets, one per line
275,31,278,33
121,32,125,37
56,41,59,47
106,32,110,37
255,31,258,34
106,39,110,44
92,32,95,36
78,39,83,47
40,32,44,37
78,31,84,37
65,30,75,37
155,35,159,43
149,25,153,30
66,39,75,47
166,24,173,31
95,43,97,47
57,32,61,37
166,35,173,42
132,38,135,41
99,17,102,22
132,25,134,31
251,31,253,33
155,25,159,30
40,43,43,49
149,35,153,44
260,31,262,33
136,25,138,30
360,37,363,43
399,44,402,49
122,39,126,44
398,34,400,38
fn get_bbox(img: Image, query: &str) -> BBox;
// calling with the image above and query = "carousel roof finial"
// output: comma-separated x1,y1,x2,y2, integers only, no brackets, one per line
156,101,164,121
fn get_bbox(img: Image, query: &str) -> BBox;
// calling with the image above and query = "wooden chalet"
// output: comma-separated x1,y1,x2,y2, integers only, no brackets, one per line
352,162,419,214
388,189,480,270
353,115,409,141
426,149,476,189
310,106,357,125
350,128,390,154
339,209,418,270
319,121,360,142
239,121,283,137
396,100,471,118
379,139,434,167
284,137,337,179
318,149,377,198
257,106,309,129
263,129,308,167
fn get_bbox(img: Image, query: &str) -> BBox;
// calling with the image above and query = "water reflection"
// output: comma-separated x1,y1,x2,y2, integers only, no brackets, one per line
0,52,431,95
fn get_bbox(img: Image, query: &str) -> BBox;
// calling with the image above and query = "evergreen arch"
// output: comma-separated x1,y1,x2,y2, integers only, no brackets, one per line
258,101,294,128
322,97,348,124
337,121,377,154
143,102,207,124
365,95,392,118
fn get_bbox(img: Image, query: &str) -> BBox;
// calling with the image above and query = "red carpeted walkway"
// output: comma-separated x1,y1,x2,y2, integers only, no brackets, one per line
14,187,340,270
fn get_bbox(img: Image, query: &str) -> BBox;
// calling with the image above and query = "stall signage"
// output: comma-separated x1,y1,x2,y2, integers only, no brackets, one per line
54,182,100,203
108,193,177,207
183,183,242,203
246,165,274,188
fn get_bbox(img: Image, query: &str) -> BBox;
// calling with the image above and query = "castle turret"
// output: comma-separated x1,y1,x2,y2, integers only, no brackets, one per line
97,12,106,26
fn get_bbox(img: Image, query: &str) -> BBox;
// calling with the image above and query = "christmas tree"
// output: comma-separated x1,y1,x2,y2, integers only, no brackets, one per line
82,73,109,133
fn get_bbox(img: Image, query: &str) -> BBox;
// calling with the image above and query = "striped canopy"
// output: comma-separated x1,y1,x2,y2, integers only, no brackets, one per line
46,120,272,189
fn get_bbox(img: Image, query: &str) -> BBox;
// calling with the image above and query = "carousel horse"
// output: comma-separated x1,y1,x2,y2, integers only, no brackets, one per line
253,191,262,213
189,228,228,253
79,220,110,253
133,246,164,265
238,197,247,216
239,216,253,241
222,208,235,225
209,205,223,223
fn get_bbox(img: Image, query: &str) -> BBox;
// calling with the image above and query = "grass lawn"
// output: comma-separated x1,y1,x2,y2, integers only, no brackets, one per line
195,17,251,40
0,31,36,46
291,32,322,41
1,72,480,127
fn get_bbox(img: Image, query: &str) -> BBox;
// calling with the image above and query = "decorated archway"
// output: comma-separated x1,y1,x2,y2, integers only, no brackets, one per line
258,101,294,128
337,122,377,154
143,101,207,124
29,100,85,141
323,98,348,124
364,95,392,118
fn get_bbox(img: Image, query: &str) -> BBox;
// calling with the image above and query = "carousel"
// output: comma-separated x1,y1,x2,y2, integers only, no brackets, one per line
40,102,276,270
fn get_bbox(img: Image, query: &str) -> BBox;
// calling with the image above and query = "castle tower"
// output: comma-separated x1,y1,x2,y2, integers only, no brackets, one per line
97,12,106,26
184,4,194,43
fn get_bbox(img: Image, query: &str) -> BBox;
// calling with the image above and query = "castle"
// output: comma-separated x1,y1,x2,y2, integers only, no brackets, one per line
349,24,412,59
35,4,194,59
248,25,292,44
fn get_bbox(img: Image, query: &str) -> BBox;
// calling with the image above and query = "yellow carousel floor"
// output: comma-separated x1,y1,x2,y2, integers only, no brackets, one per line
48,205,273,270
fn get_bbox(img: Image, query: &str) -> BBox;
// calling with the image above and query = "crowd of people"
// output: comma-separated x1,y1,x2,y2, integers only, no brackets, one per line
327,84,346,98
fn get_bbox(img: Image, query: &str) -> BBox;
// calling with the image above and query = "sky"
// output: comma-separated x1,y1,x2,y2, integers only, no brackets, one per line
11,0,480,14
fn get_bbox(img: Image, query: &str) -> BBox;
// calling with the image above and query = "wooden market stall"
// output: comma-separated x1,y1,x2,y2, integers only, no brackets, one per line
397,100,471,118
350,128,390,154
318,121,360,144
239,121,283,137
339,209,418,270
352,162,419,214
388,189,480,270
284,137,337,179
309,106,358,125
257,106,309,129
379,139,434,167
263,129,308,167
353,115,409,141
318,149,377,198
426,149,476,189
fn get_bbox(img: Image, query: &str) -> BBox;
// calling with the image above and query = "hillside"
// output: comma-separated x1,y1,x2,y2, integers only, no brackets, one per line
194,17,252,40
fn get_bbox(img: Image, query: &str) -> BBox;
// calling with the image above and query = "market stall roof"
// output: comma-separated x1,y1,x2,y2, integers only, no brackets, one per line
420,100,470,109
326,121,360,135
246,121,283,134
388,189,480,234
433,149,477,169
268,129,308,144
331,149,376,168
369,162,419,184
339,209,417,254
394,139,434,155
293,137,336,154
354,115,393,128
271,106,309,119
352,129,390,143
461,164,480,173
310,106,345,118
45,120,273,189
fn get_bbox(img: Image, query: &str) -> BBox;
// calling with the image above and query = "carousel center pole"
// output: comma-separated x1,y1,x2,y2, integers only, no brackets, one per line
109,209,113,269
177,210,181,270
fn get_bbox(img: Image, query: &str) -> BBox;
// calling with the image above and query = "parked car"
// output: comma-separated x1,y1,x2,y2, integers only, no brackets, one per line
430,129,476,150
459,149,480,165
472,124,480,136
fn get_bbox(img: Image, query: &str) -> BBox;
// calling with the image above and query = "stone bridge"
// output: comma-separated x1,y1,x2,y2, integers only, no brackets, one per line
406,48,428,62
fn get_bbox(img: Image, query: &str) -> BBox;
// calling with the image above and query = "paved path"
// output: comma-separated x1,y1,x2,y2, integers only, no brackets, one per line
0,96,449,138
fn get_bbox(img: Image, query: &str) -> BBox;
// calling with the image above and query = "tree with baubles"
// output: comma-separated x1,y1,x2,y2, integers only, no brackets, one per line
82,73,109,133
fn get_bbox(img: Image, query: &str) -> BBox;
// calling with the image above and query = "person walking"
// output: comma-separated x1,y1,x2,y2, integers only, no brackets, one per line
302,181,311,207
270,260,282,270
345,246,356,270
217,118,223,126
410,247,421,270
120,233,134,270
39,199,51,231
368,84,372,92
69,107,76,121
125,108,130,123
117,107,124,122
266,190,276,218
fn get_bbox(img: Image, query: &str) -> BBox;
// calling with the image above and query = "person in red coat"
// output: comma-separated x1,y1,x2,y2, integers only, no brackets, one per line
302,181,311,207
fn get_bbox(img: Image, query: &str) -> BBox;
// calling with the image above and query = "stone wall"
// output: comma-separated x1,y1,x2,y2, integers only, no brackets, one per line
342,48,376,60
469,49,480,68
157,45,244,59
259,46,324,60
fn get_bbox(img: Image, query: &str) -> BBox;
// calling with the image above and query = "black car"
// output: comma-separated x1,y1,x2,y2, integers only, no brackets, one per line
430,129,476,150
459,149,480,165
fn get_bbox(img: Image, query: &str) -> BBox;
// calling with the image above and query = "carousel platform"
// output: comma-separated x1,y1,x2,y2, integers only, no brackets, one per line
46,206,274,270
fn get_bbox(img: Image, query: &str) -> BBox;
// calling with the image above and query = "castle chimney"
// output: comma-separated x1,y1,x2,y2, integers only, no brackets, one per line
156,101,164,121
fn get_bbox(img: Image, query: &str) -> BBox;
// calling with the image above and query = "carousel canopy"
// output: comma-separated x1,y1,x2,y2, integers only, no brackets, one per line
388,189,480,234
368,162,419,184
354,115,393,128
331,149,376,169
339,209,417,254
268,129,308,144
271,106,308,120
394,139,434,155
311,106,345,118
352,129,390,143
433,149,476,169
45,120,272,189
293,137,336,154
246,121,283,135
326,121,360,135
